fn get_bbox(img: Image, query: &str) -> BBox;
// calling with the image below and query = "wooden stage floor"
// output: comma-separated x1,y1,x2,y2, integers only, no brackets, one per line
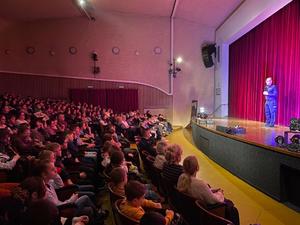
195,118,300,158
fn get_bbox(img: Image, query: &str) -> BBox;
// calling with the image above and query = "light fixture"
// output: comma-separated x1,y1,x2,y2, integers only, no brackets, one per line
79,0,85,6
176,56,183,64
74,0,95,21
275,135,285,146
199,107,205,113
168,57,182,78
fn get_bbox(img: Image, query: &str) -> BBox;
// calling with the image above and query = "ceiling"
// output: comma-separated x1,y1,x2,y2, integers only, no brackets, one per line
0,0,243,28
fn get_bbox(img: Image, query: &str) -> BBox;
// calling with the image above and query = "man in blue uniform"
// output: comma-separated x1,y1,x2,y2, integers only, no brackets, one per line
263,77,278,127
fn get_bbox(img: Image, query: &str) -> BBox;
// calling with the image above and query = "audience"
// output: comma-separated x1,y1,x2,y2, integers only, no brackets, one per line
0,92,240,225
153,140,168,170
119,180,174,224
177,155,240,225
162,144,183,186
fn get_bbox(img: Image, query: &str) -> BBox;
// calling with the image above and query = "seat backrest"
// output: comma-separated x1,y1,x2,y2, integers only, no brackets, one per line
147,163,162,188
114,199,139,225
108,183,125,203
173,187,200,225
0,170,9,183
195,200,234,225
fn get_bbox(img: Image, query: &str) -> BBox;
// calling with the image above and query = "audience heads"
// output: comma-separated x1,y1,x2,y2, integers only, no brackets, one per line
18,111,26,120
140,212,166,225
38,150,56,163
165,144,183,164
17,123,30,136
110,167,127,186
0,128,10,144
183,155,199,176
46,142,62,157
103,133,112,141
110,150,125,166
102,141,113,153
156,140,168,155
125,180,146,202
34,160,56,180
17,176,46,201
0,114,6,124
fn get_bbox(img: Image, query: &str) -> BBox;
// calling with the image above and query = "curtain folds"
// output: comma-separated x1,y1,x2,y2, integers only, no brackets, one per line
229,0,300,126
69,89,138,113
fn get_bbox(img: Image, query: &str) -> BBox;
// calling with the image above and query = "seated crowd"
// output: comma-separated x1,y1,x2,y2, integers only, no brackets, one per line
0,93,239,225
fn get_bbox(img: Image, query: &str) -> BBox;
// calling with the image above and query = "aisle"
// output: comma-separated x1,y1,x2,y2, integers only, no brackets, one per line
166,128,300,225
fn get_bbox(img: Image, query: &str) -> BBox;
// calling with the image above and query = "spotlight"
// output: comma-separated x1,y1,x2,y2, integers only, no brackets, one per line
275,135,285,146
78,0,86,6
290,134,300,144
199,107,205,113
176,57,183,64
169,58,182,78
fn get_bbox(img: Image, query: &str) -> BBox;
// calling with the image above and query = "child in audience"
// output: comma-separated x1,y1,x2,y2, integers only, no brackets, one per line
153,140,168,170
119,180,174,224
110,167,162,201
162,144,183,186
177,155,240,225
35,160,103,220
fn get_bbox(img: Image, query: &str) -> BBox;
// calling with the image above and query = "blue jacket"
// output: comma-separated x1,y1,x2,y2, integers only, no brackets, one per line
264,85,277,101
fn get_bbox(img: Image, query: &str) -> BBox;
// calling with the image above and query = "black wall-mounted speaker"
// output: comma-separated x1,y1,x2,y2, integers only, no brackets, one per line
202,44,216,68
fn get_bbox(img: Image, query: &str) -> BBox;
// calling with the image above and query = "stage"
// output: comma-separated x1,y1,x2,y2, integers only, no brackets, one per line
191,118,300,210
193,118,300,158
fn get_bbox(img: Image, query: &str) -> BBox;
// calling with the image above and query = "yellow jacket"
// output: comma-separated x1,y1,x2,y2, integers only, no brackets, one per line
119,199,174,224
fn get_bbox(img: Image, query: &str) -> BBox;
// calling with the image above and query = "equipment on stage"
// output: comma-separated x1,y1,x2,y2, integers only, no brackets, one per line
216,125,246,135
289,118,300,131
275,135,285,147
275,133,300,152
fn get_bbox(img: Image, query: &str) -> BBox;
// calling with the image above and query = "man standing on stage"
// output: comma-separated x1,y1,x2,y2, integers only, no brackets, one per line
263,77,278,127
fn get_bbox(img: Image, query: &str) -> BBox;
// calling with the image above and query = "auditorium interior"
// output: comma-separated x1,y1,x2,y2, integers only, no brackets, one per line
0,1,300,225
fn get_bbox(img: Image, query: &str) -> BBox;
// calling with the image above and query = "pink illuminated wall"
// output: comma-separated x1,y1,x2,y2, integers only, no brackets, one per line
173,18,215,125
0,13,170,91
0,12,215,125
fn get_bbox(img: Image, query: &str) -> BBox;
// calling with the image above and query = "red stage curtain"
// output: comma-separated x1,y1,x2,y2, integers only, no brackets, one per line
69,89,89,104
106,89,138,113
229,0,300,126
69,89,138,113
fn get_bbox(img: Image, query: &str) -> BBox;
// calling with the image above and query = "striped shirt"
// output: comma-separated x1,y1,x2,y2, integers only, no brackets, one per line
162,163,183,186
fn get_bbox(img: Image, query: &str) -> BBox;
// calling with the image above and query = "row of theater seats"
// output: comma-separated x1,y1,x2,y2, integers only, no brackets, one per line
104,137,233,225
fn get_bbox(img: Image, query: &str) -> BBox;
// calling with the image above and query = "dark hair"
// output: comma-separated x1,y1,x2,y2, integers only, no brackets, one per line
19,176,46,199
102,141,112,153
23,199,59,225
0,128,10,143
108,145,121,156
110,150,124,166
140,212,166,225
110,167,127,185
32,160,51,177
125,181,146,201
17,123,30,135
103,133,112,141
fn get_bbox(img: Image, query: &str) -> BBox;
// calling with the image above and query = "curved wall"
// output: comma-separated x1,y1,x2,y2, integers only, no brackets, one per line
0,71,173,120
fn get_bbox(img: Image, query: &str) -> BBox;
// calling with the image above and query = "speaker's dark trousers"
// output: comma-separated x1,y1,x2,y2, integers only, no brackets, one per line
265,99,277,126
